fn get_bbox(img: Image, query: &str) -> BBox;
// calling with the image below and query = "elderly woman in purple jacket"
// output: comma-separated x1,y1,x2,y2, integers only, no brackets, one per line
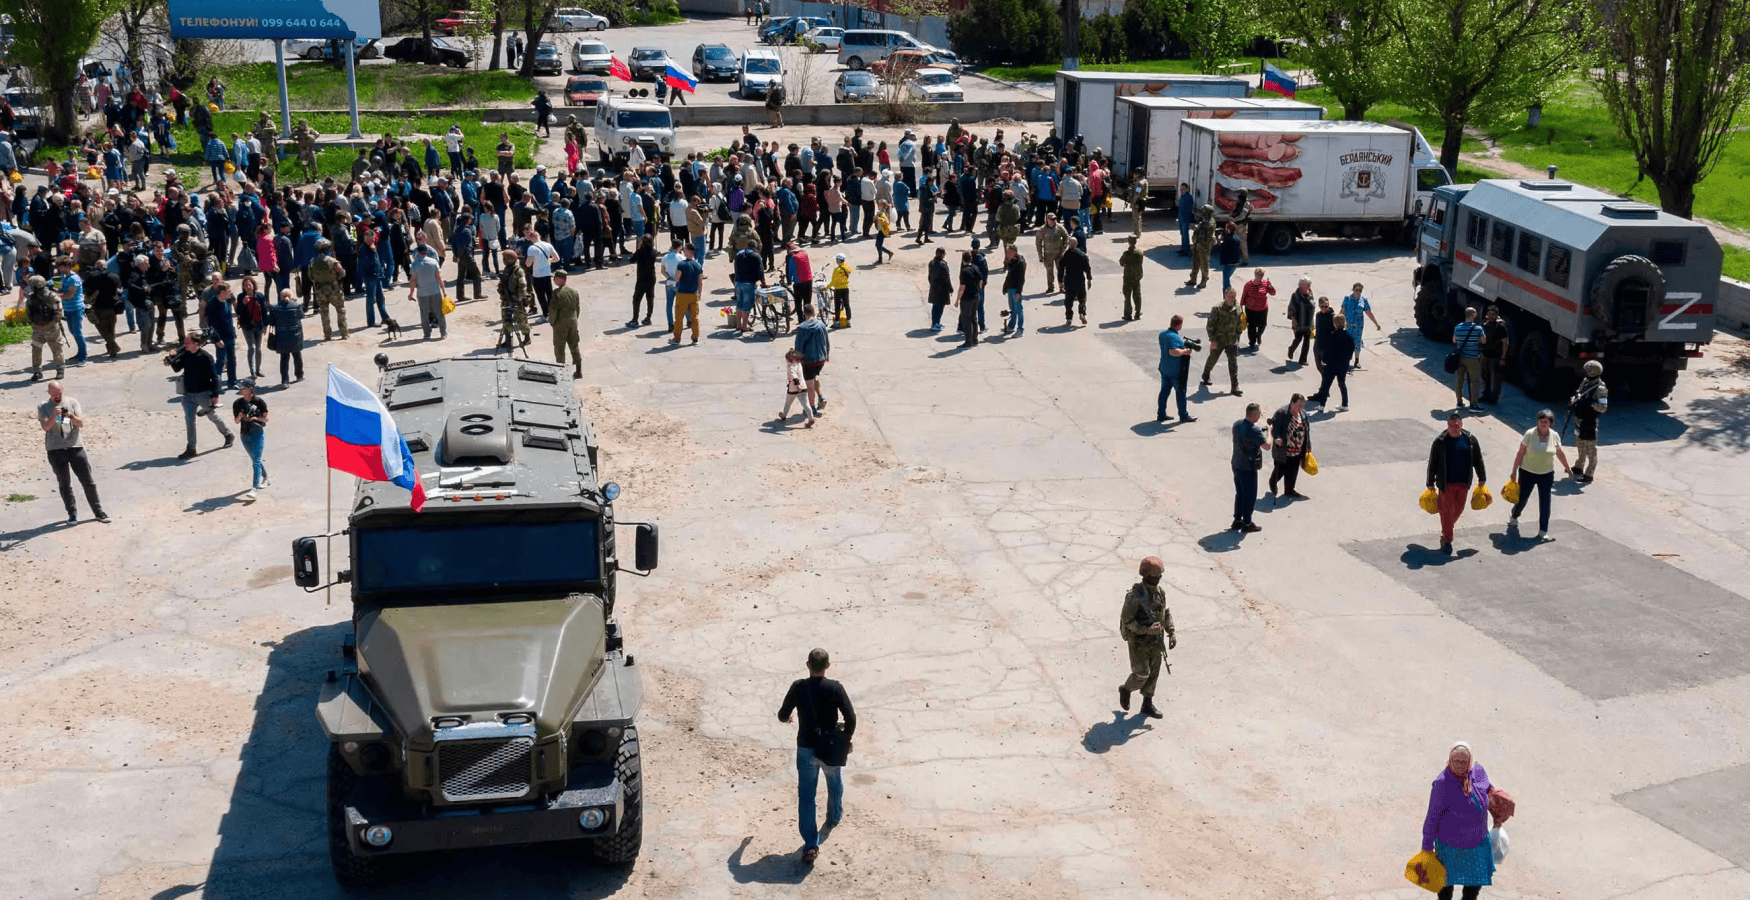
1422,741,1495,900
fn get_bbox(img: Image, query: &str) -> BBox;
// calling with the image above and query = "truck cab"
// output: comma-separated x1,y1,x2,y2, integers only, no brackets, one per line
592,94,674,166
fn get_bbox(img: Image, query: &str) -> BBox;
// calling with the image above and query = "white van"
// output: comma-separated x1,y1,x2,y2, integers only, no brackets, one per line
592,95,675,165
836,29,927,70
739,47,784,99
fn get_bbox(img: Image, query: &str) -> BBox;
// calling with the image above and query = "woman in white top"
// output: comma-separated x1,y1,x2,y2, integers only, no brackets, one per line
1509,408,1573,539
477,204,502,275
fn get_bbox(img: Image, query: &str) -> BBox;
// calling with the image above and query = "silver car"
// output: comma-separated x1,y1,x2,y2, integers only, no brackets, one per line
572,39,611,74
907,67,963,103
833,70,879,103
804,27,843,52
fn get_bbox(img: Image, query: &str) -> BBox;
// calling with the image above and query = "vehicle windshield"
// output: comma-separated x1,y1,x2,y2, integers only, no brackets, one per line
430,37,457,50
745,58,779,74
843,72,876,85
577,42,607,55
616,109,672,129
631,49,664,61
568,79,607,92
919,72,954,86
356,518,601,595
537,44,559,57
701,46,732,59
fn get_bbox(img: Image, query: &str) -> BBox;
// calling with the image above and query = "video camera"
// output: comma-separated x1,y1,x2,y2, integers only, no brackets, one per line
1181,336,1203,352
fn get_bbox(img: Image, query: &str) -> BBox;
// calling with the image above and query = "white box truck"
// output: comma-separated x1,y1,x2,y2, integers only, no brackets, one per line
1054,71,1249,162
1112,96,1325,197
1178,118,1452,254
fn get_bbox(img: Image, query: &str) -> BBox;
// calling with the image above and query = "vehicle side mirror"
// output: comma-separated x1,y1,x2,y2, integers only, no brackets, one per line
634,523,659,572
293,536,321,588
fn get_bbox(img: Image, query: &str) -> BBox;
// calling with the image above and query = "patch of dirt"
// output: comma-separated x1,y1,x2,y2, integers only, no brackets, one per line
0,669,255,771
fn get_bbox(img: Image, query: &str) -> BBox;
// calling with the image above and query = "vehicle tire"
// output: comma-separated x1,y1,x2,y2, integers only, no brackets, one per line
1619,363,1680,401
597,21,607,30
1516,328,1564,400
1589,254,1665,332
327,747,389,887
846,56,864,70
1414,273,1457,341
592,726,643,865
1262,223,1296,255
304,47,325,60
760,299,779,338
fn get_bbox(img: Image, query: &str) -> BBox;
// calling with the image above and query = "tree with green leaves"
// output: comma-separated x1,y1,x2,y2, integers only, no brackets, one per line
1385,0,1592,175
1259,0,1395,120
1594,0,1750,218
1168,0,1257,74
948,0,1059,66
0,0,116,140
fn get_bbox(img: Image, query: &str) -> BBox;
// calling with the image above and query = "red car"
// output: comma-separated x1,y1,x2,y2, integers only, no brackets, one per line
436,10,489,34
565,76,608,107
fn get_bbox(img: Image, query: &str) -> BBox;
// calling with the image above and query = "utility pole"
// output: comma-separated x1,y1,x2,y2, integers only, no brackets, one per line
1061,0,1080,71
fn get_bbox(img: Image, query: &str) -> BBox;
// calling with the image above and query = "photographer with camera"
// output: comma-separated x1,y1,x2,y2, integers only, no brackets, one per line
1118,557,1175,719
38,380,109,524
1155,314,1199,425
165,331,234,459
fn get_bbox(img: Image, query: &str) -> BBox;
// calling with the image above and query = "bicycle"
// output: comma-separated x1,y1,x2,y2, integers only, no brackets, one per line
754,284,795,338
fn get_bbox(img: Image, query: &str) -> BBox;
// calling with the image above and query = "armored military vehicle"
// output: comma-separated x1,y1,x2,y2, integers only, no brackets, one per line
293,356,659,885
1413,178,1719,400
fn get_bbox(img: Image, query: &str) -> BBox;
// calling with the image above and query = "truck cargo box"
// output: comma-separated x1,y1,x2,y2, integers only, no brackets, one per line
1054,71,1249,163
1112,95,1324,191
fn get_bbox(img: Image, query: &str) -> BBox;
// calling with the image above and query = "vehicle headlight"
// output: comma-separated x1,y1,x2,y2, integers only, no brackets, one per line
362,825,393,848
579,808,608,830
660,136,670,147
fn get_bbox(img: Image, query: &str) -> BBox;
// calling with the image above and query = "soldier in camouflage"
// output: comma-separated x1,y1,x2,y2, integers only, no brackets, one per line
308,238,349,340
497,248,531,349
24,275,66,382
255,112,279,173
565,115,589,155
1118,556,1173,719
293,119,320,182
996,191,1021,255
1119,236,1144,321
173,224,211,315
1033,213,1069,294
1129,169,1149,237
1186,204,1214,290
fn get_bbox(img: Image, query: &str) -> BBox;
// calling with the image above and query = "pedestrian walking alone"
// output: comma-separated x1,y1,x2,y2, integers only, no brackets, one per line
1421,741,1503,900
1239,268,1275,350
166,332,234,459
1267,394,1311,503
1426,411,1486,554
1001,245,1026,335
1508,409,1572,539
777,648,856,864
38,380,109,524
232,379,270,499
1117,556,1174,719
1230,402,1269,533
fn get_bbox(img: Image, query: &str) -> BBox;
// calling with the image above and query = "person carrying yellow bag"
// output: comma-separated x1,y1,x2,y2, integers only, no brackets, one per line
1500,478,1520,505
1419,487,1439,514
1301,452,1317,475
1418,740,1507,900
1507,408,1573,540
1267,393,1312,504
1426,410,1486,554
1404,849,1445,893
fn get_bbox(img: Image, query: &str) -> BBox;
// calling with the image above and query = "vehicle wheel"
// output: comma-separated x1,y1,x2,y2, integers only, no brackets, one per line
1618,364,1680,401
759,301,778,337
327,747,390,887
846,56,864,70
592,726,643,864
1516,328,1564,400
1414,274,1457,342
304,48,325,60
597,22,607,30
1262,223,1296,255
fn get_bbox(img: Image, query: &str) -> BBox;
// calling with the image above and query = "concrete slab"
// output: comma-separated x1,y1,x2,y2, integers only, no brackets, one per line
1344,522,1750,700
1099,330,1303,384
1618,763,1750,870
1310,418,1436,467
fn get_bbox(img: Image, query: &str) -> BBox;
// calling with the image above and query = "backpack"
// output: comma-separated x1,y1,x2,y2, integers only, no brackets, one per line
25,285,58,325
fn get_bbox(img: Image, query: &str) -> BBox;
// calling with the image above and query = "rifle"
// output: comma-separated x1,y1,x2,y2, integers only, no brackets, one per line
1129,587,1171,674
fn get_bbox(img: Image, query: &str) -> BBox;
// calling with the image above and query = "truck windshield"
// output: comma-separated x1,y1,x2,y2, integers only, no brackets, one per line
356,519,601,595
616,110,671,129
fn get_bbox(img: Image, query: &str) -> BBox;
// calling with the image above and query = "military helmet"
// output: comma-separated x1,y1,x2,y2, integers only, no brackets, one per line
315,238,333,251
1139,557,1164,578
26,274,45,288
176,223,191,234
1583,360,1603,377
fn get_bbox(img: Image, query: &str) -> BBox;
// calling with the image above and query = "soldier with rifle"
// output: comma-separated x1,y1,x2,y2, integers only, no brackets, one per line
1117,556,1175,719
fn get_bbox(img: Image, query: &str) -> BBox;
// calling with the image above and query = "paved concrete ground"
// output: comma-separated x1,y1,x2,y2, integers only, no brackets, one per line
4,117,1750,900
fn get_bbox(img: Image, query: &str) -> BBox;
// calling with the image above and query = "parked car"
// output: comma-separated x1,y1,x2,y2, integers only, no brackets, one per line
551,7,609,30
572,38,612,74
872,48,961,79
565,75,609,107
4,89,42,136
285,38,380,60
907,67,963,103
802,26,843,53
762,15,828,44
383,36,472,67
739,47,783,99
691,42,737,82
435,10,490,33
627,46,668,81
832,69,878,103
531,40,563,74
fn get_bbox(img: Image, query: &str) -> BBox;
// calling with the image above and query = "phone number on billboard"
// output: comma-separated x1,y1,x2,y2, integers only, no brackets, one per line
258,17,345,28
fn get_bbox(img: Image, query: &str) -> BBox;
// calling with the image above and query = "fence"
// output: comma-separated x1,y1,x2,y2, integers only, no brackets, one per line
764,0,951,48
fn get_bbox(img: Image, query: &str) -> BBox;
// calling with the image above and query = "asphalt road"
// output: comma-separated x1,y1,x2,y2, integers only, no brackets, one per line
4,117,1750,900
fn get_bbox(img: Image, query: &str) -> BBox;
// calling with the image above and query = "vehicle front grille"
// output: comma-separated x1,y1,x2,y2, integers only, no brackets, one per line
438,737,535,802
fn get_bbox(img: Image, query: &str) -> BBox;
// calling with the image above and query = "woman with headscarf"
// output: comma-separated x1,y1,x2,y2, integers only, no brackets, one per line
1421,741,1506,900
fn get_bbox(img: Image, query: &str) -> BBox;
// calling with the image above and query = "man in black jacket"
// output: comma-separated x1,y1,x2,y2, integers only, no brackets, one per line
1426,411,1486,554
1059,242,1091,327
166,333,234,458
926,247,952,332
777,648,856,864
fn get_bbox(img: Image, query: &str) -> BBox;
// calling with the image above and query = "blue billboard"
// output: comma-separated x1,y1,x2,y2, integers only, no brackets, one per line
167,0,382,40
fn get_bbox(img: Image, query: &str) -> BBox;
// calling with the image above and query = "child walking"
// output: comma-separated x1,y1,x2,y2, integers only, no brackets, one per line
874,202,895,263
780,348,815,427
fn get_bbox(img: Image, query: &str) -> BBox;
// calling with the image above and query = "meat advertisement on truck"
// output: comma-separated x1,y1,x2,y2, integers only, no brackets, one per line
1110,96,1324,196
1180,119,1450,254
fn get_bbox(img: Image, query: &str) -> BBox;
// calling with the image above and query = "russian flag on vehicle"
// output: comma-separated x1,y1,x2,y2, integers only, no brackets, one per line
664,61,697,93
325,365,425,512
1261,63,1296,99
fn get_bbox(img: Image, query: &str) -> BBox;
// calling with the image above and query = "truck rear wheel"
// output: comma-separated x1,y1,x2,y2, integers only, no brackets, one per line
1620,364,1681,401
1515,329,1571,401
327,747,391,887
592,726,643,865
1414,275,1456,341
1262,224,1296,255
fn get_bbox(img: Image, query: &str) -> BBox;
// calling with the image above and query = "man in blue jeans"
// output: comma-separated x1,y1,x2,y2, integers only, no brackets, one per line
777,648,856,863
733,239,764,332
1156,315,1197,425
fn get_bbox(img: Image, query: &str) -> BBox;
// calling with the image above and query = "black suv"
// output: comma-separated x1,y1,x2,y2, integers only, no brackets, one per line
383,36,472,68
627,46,668,82
691,43,736,82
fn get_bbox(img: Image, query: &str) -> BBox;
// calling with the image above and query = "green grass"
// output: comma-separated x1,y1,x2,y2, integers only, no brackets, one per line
0,321,26,348
623,10,685,26
982,58,1287,82
45,111,535,186
6,493,36,503
1723,245,1750,283
214,61,535,110
1453,161,1499,184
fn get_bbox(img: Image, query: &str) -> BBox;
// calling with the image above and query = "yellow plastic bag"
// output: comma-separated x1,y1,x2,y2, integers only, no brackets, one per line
441,295,456,315
86,166,102,179
1301,452,1318,476
1502,479,1520,505
1419,487,1439,515
8,170,21,183
224,161,236,174
207,102,220,112
1405,850,1446,893
4,306,28,325
1471,483,1493,510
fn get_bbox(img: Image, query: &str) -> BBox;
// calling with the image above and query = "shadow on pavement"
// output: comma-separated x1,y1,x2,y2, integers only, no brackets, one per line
0,518,73,551
1082,711,1154,753
198,622,634,899
1198,530,1245,552
1398,543,1481,569
728,836,809,885
120,455,192,471
1488,529,1550,555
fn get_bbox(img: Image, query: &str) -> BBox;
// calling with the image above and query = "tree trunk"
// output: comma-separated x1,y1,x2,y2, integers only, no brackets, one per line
1341,101,1371,121
1440,120,1465,179
1655,178,1696,220
1061,0,1080,71
49,84,78,143
490,20,504,71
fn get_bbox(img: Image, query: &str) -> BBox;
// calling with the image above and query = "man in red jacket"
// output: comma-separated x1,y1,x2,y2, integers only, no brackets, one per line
1239,267,1275,351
